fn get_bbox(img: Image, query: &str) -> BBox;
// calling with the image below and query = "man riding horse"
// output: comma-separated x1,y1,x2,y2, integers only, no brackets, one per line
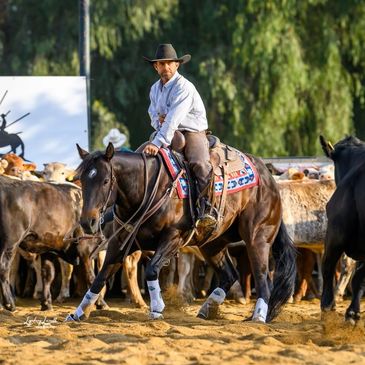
65,44,296,324
142,44,216,229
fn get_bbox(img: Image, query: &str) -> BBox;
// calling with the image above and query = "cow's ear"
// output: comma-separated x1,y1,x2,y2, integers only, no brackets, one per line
76,144,89,160
23,163,36,172
319,135,334,159
105,142,114,161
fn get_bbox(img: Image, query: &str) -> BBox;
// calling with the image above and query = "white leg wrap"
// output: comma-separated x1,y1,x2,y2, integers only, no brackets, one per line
197,287,226,320
147,279,165,314
75,289,99,318
252,298,268,323
209,287,226,304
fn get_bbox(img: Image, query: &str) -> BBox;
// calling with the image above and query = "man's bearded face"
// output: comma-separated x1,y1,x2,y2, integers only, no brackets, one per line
154,61,180,83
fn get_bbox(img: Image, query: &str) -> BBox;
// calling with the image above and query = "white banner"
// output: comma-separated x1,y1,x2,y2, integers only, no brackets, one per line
0,76,88,168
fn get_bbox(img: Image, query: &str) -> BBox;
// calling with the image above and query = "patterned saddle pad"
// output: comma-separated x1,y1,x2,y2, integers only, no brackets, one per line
159,147,259,199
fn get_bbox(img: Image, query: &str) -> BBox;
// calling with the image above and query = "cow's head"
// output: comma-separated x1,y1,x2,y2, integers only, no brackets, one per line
2,153,36,178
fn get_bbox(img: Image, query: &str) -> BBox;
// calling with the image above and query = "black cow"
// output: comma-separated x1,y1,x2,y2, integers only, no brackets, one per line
320,135,365,322
0,175,101,311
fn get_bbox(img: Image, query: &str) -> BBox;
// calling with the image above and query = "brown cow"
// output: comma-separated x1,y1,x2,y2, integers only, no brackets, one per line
1,153,37,179
0,174,102,311
278,179,335,301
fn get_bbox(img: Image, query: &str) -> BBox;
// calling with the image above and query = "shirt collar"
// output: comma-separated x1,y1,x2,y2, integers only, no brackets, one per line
159,71,180,91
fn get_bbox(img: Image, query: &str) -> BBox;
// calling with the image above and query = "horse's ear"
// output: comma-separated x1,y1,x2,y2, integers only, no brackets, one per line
105,142,114,161
319,135,334,159
76,143,89,160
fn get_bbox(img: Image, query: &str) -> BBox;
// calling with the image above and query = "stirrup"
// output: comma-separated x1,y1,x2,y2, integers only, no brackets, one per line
195,213,217,230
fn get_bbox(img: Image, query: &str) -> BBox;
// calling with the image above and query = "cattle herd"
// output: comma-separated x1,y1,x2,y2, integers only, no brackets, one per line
0,135,363,325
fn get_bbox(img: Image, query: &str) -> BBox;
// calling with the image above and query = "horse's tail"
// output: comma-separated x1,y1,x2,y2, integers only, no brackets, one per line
267,221,297,322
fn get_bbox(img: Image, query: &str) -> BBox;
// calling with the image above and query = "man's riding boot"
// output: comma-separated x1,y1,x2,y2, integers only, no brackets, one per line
195,196,217,230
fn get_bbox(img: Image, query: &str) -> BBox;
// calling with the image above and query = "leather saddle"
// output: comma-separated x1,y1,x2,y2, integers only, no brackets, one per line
135,130,247,177
170,130,246,177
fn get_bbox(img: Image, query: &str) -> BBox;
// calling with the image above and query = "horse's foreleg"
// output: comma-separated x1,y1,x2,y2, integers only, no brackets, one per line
345,261,365,323
145,231,182,319
65,261,121,321
197,248,238,320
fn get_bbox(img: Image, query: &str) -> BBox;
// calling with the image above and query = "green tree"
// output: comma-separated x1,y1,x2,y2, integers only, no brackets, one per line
1,0,365,156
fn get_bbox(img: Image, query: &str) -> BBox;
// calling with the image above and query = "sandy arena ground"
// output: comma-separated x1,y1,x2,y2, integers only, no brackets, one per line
1,296,365,365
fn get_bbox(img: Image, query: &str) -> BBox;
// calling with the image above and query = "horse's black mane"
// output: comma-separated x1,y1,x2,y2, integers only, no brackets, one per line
76,150,139,176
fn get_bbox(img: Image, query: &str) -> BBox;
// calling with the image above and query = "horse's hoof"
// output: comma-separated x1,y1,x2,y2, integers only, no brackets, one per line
234,297,246,305
321,304,336,313
64,313,85,322
40,302,53,311
4,303,16,312
136,302,148,309
55,295,69,304
252,315,266,323
197,298,219,320
65,313,79,322
96,302,109,310
149,311,164,320
345,310,360,323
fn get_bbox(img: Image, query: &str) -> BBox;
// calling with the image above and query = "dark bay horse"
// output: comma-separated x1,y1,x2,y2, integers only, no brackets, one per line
320,135,365,322
66,143,296,323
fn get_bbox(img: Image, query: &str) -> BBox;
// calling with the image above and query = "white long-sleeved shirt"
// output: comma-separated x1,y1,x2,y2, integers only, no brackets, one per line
148,71,208,148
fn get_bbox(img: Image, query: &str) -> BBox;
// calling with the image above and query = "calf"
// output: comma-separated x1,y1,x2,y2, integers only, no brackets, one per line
0,175,101,311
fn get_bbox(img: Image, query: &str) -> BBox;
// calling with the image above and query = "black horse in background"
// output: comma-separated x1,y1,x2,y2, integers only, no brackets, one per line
320,135,365,322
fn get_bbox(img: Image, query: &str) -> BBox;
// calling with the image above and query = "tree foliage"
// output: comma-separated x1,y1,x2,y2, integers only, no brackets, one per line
0,0,365,156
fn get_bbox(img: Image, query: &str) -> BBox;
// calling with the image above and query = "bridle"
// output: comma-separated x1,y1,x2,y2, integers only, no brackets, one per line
88,152,183,259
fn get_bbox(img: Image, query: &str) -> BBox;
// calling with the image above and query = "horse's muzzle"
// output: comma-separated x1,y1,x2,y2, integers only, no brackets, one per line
80,216,99,235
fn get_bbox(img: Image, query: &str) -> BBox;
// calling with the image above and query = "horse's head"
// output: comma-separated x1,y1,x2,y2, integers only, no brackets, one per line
320,135,365,183
76,143,115,234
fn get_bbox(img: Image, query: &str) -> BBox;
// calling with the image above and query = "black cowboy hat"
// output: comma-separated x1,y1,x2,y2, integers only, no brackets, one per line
143,44,191,64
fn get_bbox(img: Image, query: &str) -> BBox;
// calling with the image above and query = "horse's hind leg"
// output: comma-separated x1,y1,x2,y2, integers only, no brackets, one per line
345,261,365,323
197,247,238,319
239,223,272,322
321,242,343,312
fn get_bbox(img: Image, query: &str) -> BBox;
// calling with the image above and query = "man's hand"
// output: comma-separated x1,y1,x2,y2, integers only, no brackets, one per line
143,143,160,156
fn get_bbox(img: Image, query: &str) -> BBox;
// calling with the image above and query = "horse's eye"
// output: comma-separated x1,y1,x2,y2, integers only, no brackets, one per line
104,178,110,185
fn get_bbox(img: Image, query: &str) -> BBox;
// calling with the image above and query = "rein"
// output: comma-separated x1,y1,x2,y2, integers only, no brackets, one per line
89,152,182,260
